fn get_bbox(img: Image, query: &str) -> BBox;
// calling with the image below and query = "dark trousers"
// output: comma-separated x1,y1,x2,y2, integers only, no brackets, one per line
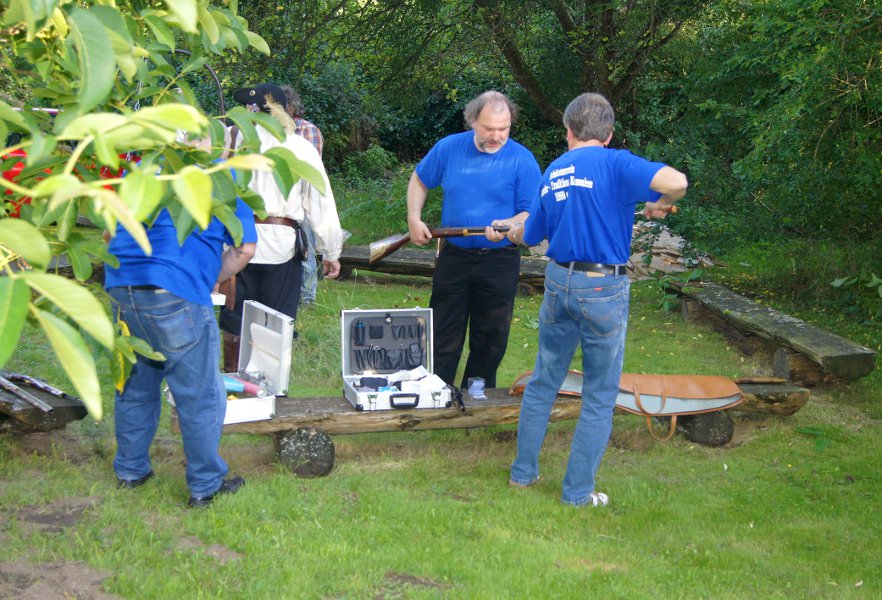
430,243,521,388
220,258,302,335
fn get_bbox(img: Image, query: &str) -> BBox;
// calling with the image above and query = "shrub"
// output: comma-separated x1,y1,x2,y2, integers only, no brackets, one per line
342,145,399,180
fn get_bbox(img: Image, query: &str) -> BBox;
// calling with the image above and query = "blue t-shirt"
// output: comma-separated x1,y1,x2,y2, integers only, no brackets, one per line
416,131,541,249
105,199,258,306
523,146,664,265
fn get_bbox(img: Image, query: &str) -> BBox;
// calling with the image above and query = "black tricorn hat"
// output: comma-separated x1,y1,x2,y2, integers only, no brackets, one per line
231,83,286,112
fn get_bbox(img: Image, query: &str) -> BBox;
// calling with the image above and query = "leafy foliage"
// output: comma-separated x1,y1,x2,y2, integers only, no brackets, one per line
0,0,324,419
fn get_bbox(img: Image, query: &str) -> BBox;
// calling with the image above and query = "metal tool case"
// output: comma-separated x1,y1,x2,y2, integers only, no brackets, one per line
341,308,452,411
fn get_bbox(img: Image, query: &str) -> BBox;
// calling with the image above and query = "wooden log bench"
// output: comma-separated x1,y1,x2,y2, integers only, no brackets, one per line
673,282,876,384
171,382,809,474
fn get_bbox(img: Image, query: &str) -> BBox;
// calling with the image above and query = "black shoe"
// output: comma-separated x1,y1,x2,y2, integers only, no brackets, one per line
116,470,154,490
187,476,245,508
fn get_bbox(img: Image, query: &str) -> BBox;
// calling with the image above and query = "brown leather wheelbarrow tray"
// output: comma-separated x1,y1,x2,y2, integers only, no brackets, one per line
510,371,744,441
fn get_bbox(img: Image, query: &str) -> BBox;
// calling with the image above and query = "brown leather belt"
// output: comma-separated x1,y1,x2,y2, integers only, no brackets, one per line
254,216,298,228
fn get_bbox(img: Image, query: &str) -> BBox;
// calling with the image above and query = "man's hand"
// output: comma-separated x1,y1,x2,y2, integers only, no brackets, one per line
490,211,530,244
486,220,513,243
407,219,433,246
642,201,677,220
322,259,341,279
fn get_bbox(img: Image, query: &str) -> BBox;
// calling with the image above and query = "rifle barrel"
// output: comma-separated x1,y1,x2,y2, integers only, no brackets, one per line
368,226,511,264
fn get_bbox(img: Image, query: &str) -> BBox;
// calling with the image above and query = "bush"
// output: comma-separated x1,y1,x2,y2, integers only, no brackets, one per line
342,145,399,180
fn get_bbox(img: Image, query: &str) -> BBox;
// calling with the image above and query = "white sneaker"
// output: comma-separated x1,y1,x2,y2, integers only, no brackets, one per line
588,491,609,507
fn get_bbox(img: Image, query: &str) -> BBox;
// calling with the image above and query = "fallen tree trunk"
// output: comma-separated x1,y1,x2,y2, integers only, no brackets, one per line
170,382,809,436
671,282,876,382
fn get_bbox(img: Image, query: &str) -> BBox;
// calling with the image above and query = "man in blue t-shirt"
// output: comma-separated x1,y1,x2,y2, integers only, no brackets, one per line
500,93,687,507
105,185,257,508
407,91,541,388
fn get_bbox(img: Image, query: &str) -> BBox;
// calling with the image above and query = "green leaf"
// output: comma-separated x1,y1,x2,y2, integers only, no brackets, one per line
245,30,270,55
7,0,57,41
31,307,103,420
226,107,260,152
134,104,208,136
143,15,175,49
214,203,244,245
265,146,328,196
22,272,114,350
238,188,266,219
65,245,94,281
56,199,80,243
830,276,856,288
197,5,220,44
0,219,51,267
0,277,30,367
26,133,57,166
164,0,198,33
67,8,117,114
250,111,285,142
171,165,213,230
223,153,273,171
119,168,165,222
93,134,120,170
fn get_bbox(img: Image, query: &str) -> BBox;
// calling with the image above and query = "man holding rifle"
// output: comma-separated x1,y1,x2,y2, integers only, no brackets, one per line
501,92,687,507
406,90,541,389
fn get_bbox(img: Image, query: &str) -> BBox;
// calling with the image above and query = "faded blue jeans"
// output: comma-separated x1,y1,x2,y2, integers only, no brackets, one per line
300,219,318,305
510,261,630,506
108,286,228,497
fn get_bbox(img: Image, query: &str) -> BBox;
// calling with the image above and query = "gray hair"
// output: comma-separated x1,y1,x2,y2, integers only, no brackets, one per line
280,84,305,118
463,91,519,127
563,93,615,143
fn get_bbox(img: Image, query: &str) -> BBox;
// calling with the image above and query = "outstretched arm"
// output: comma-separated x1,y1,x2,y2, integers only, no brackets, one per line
644,166,688,219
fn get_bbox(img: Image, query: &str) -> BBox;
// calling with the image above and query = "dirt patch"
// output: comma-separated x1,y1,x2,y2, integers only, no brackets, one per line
373,571,451,598
7,429,98,465
0,560,121,599
177,536,243,565
12,496,101,534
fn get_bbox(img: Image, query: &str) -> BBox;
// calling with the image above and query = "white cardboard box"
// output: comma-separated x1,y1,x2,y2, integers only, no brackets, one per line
341,308,452,411
168,300,294,424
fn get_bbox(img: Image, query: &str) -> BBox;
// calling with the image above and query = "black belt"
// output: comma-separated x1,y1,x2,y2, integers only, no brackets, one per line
554,260,627,276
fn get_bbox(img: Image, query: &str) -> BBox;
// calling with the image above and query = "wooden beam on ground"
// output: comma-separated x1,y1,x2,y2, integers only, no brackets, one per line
0,389,88,432
169,382,809,436
338,245,548,288
672,282,876,381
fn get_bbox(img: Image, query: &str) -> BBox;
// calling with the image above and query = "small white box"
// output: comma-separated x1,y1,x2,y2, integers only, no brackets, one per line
341,308,452,411
168,300,294,424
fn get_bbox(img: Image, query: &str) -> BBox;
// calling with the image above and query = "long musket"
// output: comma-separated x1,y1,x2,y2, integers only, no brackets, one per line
369,226,509,264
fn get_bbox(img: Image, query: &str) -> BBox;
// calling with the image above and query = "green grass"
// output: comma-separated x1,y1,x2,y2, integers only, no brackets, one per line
2,273,880,599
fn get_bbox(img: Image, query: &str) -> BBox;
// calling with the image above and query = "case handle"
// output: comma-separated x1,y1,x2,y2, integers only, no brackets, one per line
390,393,419,409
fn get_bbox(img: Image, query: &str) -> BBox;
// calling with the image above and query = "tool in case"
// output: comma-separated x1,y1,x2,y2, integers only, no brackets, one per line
341,308,452,411
168,301,293,424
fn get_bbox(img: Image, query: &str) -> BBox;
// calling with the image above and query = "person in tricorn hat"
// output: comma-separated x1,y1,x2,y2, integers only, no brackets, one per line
219,82,343,361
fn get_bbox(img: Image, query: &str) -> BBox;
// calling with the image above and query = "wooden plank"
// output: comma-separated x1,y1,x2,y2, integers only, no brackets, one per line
338,245,548,288
0,389,88,432
672,282,876,381
169,382,809,436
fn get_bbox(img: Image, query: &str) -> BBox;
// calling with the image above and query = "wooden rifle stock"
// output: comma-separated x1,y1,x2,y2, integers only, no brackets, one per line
369,226,510,264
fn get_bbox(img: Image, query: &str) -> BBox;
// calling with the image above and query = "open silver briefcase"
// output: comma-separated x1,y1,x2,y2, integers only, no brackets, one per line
168,300,293,424
341,308,452,411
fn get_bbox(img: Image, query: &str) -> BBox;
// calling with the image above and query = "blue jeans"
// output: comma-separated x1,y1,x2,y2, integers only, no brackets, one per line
510,261,630,506
300,219,318,305
108,287,228,497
